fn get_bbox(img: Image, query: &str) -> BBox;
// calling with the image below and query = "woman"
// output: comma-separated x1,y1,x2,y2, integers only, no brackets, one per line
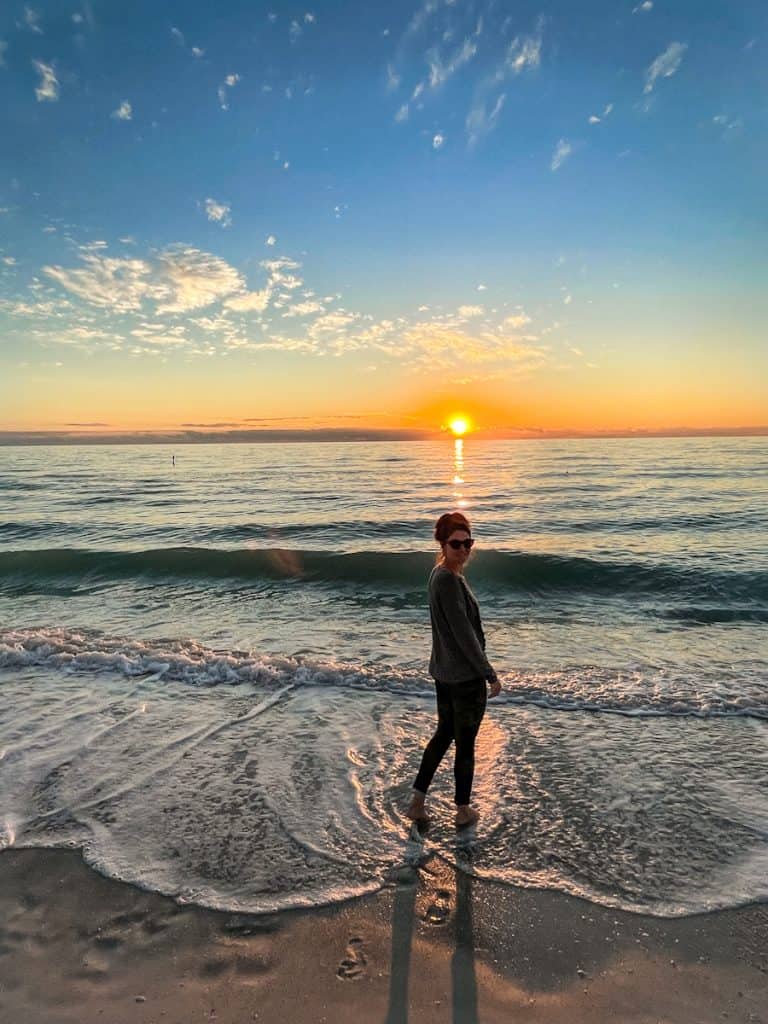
406,511,501,829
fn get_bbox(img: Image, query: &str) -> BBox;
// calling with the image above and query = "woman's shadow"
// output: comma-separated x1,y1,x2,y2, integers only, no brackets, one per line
385,826,478,1024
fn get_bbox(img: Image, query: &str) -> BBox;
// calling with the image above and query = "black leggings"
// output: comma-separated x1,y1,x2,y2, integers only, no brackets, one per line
412,678,487,806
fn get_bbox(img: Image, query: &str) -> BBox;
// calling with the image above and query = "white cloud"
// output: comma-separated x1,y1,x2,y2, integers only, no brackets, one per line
191,47,205,58
551,138,572,171
644,42,687,94
43,246,245,315
33,60,59,102
477,283,487,291
290,19,302,40
563,293,572,305
170,26,185,46
283,300,324,317
432,132,445,149
427,35,478,89
218,73,241,109
395,103,409,122
458,304,483,318
588,102,613,125
22,7,43,34
464,17,543,146
304,12,315,23
466,93,505,147
265,234,277,246
224,289,271,313
386,64,400,91
505,28,543,75
713,113,742,133
633,1,653,12
402,323,547,369
154,249,243,313
111,101,132,121
504,313,531,329
261,257,303,291
204,198,232,227
44,255,153,312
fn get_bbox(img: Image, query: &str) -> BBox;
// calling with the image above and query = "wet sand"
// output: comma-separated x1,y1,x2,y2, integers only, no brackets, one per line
1,847,766,1023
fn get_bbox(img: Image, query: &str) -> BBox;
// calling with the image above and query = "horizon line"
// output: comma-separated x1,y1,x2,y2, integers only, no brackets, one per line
1,425,766,446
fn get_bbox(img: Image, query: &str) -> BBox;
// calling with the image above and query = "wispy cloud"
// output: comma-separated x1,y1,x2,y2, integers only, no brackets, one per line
504,26,543,75
465,17,544,146
203,198,232,227
551,138,573,171
644,42,687,94
283,299,325,317
504,313,531,329
261,256,303,290
633,1,653,12
43,246,245,315
400,322,547,370
111,100,132,121
588,102,613,124
171,25,204,58
466,93,505,147
33,60,59,102
21,6,43,34
218,73,241,110
458,304,483,318
713,113,743,136
427,34,479,89
224,289,271,313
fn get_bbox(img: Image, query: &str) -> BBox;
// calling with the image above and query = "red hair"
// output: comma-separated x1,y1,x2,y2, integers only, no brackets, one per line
434,511,471,563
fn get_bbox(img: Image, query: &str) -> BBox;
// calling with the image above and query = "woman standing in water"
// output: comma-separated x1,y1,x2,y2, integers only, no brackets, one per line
407,511,501,828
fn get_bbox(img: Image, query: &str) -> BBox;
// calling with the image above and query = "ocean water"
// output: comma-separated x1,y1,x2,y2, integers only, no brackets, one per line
0,437,766,917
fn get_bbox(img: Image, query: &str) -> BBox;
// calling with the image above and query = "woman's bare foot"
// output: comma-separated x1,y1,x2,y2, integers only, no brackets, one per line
455,805,479,828
406,792,428,823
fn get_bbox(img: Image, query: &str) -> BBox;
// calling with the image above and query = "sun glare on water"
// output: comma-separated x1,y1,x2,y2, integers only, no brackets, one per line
448,416,471,437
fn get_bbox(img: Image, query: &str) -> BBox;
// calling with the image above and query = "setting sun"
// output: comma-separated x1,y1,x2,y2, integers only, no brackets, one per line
448,416,471,437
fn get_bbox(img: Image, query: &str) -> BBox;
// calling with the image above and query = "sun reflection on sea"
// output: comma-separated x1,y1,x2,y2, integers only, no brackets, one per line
453,437,467,508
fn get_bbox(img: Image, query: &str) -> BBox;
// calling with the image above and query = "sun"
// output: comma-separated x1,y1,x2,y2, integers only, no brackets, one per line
448,415,471,437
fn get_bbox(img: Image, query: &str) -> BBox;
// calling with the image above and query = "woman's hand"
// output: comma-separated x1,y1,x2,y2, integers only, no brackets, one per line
487,674,501,698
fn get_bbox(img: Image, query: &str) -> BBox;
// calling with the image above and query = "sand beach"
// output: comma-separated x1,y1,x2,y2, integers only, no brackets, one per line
1,847,766,1024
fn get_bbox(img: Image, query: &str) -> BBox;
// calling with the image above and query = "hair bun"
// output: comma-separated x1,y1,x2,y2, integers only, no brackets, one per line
434,511,471,543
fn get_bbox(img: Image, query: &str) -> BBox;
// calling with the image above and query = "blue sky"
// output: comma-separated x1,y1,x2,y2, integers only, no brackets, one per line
1,0,766,432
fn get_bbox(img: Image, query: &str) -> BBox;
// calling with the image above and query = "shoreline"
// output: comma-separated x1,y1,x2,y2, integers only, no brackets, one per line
1,848,766,1023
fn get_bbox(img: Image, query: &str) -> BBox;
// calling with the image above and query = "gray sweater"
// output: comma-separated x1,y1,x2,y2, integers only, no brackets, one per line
428,564,496,683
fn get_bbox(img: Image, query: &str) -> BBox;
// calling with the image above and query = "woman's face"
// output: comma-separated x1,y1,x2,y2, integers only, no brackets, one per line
442,528,474,572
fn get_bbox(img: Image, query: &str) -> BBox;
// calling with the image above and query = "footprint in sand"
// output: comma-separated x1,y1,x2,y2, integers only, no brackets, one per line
336,936,367,981
423,888,452,926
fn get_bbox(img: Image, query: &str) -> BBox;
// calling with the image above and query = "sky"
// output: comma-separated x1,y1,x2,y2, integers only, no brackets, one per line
1,0,766,437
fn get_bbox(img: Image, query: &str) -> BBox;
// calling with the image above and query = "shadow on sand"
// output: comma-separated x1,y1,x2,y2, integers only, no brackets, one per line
385,826,478,1024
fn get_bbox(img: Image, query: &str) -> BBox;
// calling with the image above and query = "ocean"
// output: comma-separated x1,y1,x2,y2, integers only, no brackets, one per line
0,436,766,918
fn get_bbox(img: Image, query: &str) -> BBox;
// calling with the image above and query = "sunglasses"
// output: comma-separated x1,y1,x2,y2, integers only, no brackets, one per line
447,538,474,550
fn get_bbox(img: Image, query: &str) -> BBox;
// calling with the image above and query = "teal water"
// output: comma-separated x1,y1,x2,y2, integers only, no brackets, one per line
0,437,766,915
